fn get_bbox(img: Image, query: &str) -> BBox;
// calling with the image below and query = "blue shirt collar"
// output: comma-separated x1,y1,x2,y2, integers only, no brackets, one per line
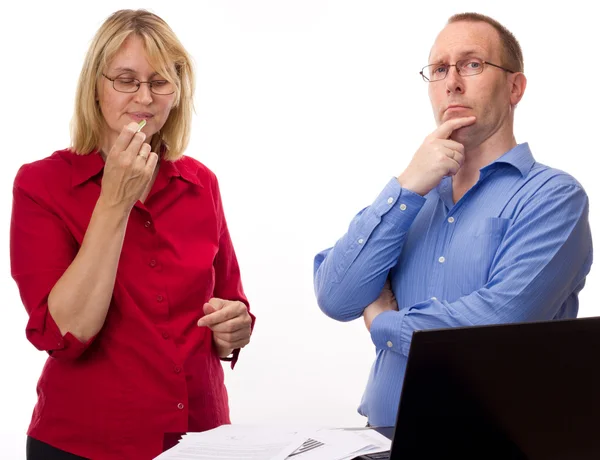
435,142,535,208
480,142,535,178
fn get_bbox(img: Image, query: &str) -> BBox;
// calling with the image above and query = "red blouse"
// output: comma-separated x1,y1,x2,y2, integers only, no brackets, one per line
10,149,253,459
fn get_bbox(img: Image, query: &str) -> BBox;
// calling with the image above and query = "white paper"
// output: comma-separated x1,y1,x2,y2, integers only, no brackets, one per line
154,425,307,460
285,429,371,460
335,429,391,460
153,425,392,460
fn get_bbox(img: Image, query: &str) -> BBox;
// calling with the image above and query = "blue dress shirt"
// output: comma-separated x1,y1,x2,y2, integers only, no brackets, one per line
313,143,593,427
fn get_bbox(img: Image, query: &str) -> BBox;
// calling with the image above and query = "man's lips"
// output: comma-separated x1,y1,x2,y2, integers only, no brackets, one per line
445,105,470,113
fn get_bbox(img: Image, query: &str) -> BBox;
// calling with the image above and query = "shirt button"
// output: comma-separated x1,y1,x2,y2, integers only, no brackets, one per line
447,217,455,223
177,403,185,410
157,295,164,302
174,366,182,374
149,259,157,267
358,238,364,244
162,332,170,339
387,197,394,204
386,341,393,348
144,221,152,228
438,256,446,263
431,296,438,301
399,204,407,211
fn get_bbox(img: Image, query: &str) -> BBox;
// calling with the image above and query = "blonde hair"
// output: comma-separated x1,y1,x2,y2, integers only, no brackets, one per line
70,9,195,161
448,13,524,73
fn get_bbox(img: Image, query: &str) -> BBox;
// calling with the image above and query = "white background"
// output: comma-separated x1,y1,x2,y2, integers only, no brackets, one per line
1,1,598,458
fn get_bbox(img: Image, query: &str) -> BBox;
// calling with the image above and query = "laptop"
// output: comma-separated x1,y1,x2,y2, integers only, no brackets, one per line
354,316,600,460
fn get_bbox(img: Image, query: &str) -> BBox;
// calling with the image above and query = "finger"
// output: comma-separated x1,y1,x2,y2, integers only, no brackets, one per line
440,139,465,155
202,298,227,317
444,148,464,166
446,157,462,176
199,307,245,328
143,152,159,173
452,150,464,167
135,143,151,162
110,122,143,156
203,303,217,317
214,335,250,350
433,116,476,140
382,280,394,296
124,132,147,159
198,302,245,327
209,316,252,333
207,298,227,310
213,326,251,342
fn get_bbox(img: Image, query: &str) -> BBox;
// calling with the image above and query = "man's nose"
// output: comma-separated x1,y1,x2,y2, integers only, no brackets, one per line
445,66,464,94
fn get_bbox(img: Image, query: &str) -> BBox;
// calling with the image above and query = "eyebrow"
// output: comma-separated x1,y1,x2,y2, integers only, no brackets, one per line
112,67,160,78
429,49,483,64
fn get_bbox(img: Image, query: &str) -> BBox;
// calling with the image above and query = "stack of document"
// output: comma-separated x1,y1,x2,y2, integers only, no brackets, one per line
154,424,391,460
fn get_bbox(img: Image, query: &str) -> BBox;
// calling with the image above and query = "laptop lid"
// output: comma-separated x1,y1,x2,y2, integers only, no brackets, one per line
387,316,600,460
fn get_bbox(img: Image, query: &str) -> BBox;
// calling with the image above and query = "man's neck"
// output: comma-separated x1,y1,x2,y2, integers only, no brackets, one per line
452,129,517,204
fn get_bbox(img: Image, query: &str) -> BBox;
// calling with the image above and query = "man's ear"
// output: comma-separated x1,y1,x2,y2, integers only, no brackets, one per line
509,72,527,106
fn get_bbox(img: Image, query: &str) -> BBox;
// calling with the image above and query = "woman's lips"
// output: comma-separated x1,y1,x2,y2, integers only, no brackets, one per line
129,113,154,122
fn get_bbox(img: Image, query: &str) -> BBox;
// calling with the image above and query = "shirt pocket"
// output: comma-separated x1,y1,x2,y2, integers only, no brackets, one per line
472,216,512,239
454,217,512,292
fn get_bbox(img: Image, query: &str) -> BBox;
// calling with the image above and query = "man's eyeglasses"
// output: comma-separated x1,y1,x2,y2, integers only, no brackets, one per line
102,74,176,95
420,58,515,82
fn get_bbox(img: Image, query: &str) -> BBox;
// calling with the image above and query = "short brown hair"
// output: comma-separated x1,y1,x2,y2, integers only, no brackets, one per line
448,13,524,73
71,9,195,161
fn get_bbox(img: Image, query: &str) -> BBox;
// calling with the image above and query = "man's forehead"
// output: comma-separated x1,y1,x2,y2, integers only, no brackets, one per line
429,21,501,62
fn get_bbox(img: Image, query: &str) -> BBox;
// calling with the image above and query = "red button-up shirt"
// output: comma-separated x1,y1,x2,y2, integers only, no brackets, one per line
10,149,253,460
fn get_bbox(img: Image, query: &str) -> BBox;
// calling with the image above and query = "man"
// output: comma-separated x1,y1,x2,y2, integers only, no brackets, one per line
313,12,593,428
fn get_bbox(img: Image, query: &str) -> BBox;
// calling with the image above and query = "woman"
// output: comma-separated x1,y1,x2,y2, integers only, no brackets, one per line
10,9,254,460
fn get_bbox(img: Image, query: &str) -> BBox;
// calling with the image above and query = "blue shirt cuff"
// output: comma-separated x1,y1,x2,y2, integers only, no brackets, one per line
373,178,426,230
370,308,412,356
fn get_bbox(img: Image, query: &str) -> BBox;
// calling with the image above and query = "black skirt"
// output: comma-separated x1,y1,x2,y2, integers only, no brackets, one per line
26,437,88,460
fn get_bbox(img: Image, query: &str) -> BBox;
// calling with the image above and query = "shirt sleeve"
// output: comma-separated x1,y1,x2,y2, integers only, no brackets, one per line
370,183,593,356
10,168,95,360
210,175,254,369
313,177,426,321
